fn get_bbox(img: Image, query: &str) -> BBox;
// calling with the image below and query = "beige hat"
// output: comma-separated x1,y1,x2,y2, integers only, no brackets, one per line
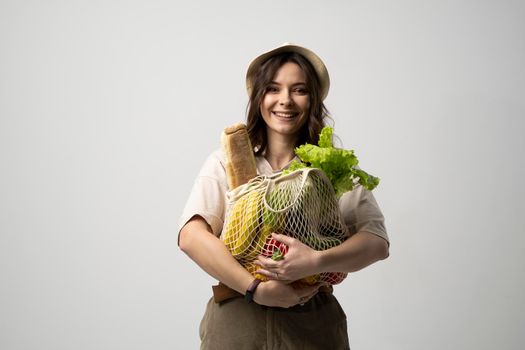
246,43,330,100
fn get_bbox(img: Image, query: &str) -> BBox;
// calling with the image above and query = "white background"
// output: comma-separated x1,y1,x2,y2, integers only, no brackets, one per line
1,1,524,349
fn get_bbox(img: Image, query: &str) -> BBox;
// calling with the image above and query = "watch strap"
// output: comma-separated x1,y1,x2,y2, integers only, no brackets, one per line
244,278,262,303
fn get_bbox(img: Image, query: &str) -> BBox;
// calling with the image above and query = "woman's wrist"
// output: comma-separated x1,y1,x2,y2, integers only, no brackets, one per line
311,249,325,275
252,280,268,304
244,278,263,303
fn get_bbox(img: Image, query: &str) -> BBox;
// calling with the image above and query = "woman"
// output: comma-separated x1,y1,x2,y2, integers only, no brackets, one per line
178,43,389,349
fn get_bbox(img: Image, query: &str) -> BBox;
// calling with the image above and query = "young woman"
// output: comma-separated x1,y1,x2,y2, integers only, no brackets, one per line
178,43,389,349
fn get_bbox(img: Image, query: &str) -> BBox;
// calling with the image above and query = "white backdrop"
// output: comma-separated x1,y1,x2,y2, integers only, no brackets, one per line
1,1,524,349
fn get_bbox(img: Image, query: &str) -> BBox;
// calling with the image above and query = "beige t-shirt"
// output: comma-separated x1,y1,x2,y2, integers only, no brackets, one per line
178,149,388,243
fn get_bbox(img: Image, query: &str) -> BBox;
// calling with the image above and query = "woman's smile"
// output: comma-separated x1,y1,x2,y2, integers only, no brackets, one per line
272,111,300,119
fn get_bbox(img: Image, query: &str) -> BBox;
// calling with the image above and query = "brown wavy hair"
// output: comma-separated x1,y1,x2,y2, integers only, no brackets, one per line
246,52,330,155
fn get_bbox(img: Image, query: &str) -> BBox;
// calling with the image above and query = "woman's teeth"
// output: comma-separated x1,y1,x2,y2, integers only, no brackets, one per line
273,112,297,118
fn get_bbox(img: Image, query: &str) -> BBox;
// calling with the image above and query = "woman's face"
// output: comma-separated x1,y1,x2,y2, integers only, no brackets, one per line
260,62,310,142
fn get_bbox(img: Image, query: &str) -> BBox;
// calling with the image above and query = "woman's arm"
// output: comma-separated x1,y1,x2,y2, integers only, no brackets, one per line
179,216,255,294
179,216,320,307
315,231,389,273
255,231,389,282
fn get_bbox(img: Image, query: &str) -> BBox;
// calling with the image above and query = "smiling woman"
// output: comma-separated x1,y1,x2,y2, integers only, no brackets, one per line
246,48,329,162
260,62,310,154
178,43,389,349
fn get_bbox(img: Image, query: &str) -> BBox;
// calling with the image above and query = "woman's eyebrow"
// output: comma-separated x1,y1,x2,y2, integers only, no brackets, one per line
269,81,307,86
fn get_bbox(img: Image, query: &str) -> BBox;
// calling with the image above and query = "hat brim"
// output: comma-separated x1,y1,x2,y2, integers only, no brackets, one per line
246,43,330,100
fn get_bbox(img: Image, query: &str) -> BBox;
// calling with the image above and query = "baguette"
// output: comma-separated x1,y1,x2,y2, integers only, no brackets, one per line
221,123,257,190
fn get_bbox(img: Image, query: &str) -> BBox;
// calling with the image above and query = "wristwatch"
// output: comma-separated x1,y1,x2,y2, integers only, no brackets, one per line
244,278,262,303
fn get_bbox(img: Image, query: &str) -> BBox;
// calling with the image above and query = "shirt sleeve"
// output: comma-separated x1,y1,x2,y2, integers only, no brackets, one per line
338,186,389,244
177,150,229,240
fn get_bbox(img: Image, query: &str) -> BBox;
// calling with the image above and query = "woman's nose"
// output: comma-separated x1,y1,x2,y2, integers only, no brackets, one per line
279,91,293,106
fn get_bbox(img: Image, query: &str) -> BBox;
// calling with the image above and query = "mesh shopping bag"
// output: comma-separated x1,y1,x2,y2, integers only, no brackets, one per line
221,167,349,285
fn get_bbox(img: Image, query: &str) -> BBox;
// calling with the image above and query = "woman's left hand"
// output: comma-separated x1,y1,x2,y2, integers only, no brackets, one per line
255,233,320,282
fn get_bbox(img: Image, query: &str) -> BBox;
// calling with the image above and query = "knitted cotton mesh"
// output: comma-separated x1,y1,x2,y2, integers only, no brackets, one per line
221,168,349,285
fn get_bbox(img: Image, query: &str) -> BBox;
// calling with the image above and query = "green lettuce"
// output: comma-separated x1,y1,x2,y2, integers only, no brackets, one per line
285,127,380,196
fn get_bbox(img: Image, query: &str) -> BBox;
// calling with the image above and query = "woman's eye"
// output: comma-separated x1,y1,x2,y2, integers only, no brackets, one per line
266,86,279,93
293,88,308,95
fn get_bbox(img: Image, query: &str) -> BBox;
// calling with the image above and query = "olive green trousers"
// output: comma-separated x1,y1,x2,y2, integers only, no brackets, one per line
199,293,350,350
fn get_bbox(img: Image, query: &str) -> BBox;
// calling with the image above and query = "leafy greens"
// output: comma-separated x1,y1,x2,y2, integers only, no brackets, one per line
285,127,380,196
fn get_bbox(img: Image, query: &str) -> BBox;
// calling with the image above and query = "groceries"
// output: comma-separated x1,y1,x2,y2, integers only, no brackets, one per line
220,124,379,286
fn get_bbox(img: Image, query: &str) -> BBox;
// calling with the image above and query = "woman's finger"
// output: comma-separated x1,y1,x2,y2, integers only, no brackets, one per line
298,292,316,305
271,232,296,246
297,285,321,304
255,268,282,279
298,295,309,304
255,255,281,269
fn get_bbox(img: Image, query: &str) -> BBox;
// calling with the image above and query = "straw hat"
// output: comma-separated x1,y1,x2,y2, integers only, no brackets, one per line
245,43,330,100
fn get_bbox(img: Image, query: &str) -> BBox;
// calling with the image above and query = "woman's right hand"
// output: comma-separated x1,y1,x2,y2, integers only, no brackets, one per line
253,279,320,308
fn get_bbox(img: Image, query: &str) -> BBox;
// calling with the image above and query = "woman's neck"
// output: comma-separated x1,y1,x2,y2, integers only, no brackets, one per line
264,133,297,170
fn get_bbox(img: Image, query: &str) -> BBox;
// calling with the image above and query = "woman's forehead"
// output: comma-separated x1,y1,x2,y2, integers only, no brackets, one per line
272,62,307,83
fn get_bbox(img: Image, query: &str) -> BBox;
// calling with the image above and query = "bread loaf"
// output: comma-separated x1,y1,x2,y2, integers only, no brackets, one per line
221,123,257,190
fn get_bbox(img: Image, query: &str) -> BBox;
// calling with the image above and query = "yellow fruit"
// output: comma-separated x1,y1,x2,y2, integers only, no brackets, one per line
223,189,263,259
244,261,268,281
291,274,320,288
